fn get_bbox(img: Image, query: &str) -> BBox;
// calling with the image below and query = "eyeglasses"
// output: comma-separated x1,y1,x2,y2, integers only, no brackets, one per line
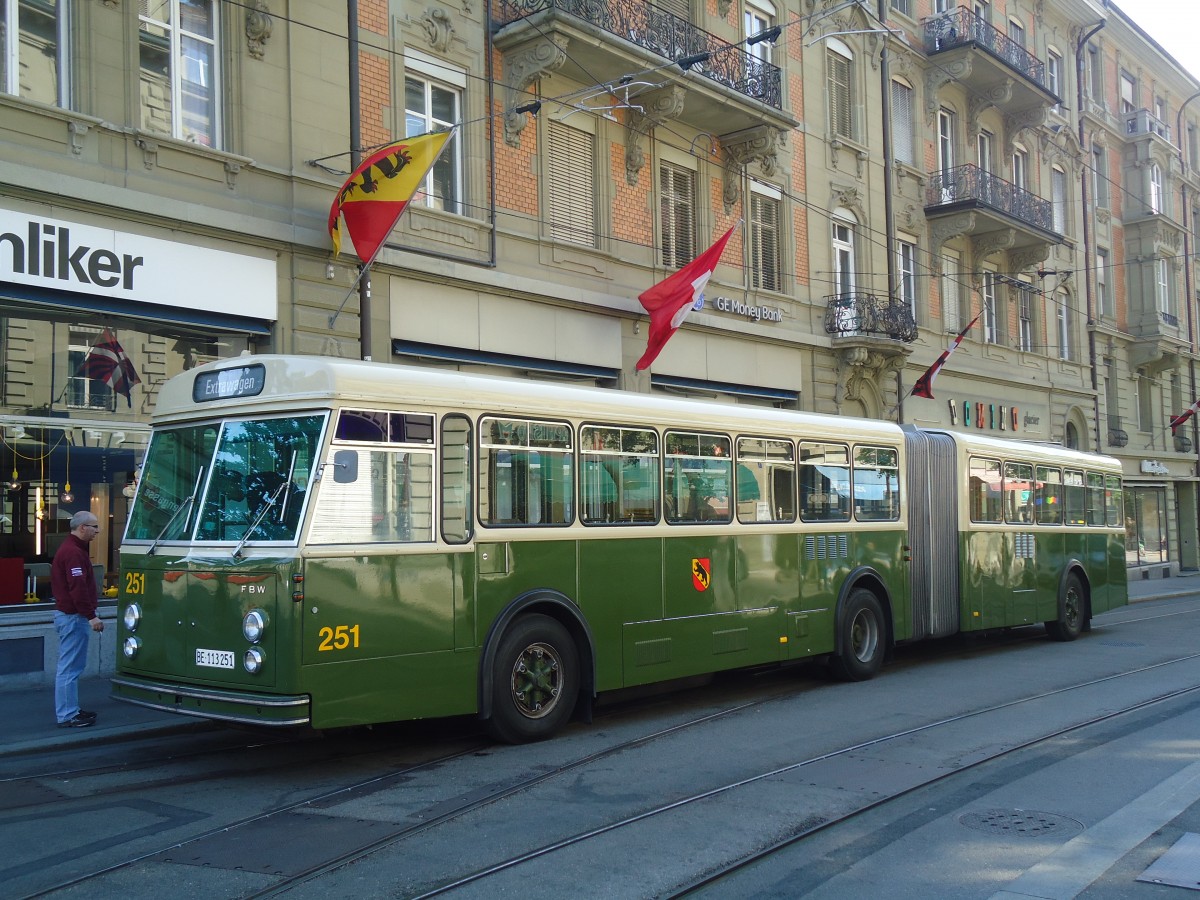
82,524,100,530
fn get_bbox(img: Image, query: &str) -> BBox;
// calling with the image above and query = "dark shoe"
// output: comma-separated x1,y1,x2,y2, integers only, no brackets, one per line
79,710,97,719
57,714,95,728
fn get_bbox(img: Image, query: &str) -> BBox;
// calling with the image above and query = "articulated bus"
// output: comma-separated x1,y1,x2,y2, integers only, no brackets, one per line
111,356,1127,742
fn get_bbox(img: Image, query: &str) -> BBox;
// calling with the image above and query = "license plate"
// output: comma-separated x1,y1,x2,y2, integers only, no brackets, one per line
195,648,235,669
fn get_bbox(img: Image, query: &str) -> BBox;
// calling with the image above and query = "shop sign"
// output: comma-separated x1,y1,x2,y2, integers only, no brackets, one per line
710,295,783,323
1141,460,1169,475
0,209,277,321
945,398,1045,434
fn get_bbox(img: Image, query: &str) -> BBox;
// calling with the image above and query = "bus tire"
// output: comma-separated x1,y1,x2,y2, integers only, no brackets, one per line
830,588,885,682
486,614,579,744
1046,573,1085,642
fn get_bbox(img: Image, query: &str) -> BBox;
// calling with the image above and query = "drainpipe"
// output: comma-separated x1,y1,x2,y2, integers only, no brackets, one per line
1076,19,1106,453
1176,88,1200,565
877,0,900,422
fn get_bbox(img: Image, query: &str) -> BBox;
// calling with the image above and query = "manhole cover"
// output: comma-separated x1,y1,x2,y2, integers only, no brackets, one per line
958,808,1083,838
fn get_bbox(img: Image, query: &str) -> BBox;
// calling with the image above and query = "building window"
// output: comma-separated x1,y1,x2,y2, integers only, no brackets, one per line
749,183,781,292
1007,18,1025,49
898,238,917,317
660,161,696,268
547,120,596,246
2,0,68,106
1011,146,1028,189
1157,257,1173,317
1120,71,1136,114
827,42,854,141
891,80,915,166
1092,145,1108,206
832,212,857,332
942,251,961,332
404,68,462,215
937,108,956,171
1056,292,1072,361
891,0,912,16
139,0,220,147
1047,49,1062,109
1052,167,1067,233
1017,283,1034,352
745,0,775,66
982,272,999,344
1087,45,1103,102
1097,248,1112,317
1149,163,1164,214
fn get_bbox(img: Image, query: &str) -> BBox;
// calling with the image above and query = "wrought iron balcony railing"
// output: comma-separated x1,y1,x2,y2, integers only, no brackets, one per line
1125,108,1172,142
494,0,782,109
1161,311,1179,328
923,6,1047,91
927,164,1055,234
824,292,918,343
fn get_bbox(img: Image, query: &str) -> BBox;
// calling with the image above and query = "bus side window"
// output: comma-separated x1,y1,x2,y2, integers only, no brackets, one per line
799,442,850,522
664,431,731,524
969,457,1002,523
441,415,473,543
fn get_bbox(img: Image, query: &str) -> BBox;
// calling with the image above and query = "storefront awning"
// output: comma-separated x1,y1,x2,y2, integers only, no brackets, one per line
651,374,799,403
393,340,620,381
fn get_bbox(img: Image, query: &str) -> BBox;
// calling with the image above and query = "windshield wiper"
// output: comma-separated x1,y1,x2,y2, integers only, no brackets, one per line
277,451,299,526
233,474,291,559
148,466,206,556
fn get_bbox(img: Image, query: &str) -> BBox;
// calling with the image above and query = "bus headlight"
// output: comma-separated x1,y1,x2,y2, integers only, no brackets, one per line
123,636,141,659
244,646,265,674
242,609,268,643
123,603,142,632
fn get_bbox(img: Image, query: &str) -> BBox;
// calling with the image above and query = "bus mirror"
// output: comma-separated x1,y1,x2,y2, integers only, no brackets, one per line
332,449,359,483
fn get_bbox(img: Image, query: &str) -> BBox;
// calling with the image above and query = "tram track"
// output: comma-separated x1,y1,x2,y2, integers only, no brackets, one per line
376,650,1200,899
13,605,1199,898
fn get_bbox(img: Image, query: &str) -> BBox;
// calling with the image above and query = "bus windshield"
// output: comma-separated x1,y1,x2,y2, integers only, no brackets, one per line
127,414,326,544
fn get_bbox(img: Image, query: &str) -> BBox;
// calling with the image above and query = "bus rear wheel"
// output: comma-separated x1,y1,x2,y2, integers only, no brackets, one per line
1046,573,1085,642
830,588,884,681
487,614,579,743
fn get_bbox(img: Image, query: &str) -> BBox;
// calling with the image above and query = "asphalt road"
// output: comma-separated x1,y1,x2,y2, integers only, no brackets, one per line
3,594,1199,899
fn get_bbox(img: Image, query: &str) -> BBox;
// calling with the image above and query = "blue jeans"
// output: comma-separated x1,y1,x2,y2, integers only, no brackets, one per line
54,611,90,723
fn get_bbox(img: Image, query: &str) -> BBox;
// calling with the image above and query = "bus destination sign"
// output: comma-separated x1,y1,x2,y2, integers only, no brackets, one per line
193,364,266,403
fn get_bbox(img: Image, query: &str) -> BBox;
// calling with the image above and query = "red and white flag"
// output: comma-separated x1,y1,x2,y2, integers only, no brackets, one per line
911,312,982,399
1170,399,1200,433
635,225,737,372
80,328,141,408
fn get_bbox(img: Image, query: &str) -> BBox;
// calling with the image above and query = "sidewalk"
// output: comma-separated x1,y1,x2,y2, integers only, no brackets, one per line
3,576,1198,758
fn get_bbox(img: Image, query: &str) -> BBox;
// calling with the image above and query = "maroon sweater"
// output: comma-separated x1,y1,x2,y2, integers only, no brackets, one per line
51,534,98,619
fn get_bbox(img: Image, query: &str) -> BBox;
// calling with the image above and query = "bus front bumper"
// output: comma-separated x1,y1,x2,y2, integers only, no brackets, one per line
111,675,311,727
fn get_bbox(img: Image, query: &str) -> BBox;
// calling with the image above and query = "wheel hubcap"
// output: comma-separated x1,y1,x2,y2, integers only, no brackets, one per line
510,642,563,720
1064,587,1081,629
850,610,879,663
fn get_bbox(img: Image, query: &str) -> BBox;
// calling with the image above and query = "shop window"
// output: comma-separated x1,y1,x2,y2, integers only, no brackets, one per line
67,329,115,411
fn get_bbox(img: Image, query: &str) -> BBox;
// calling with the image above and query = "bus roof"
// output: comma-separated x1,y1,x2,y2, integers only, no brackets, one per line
926,428,1122,471
156,355,904,444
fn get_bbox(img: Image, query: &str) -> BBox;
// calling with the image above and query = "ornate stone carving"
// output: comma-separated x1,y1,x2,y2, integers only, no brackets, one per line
624,86,685,185
224,161,242,191
419,6,455,53
1002,105,1048,158
835,345,909,407
831,184,867,222
135,137,158,170
929,212,976,258
925,60,971,124
721,125,785,212
68,121,89,156
502,36,568,147
717,0,732,17
1009,244,1050,273
971,228,1016,264
246,0,273,60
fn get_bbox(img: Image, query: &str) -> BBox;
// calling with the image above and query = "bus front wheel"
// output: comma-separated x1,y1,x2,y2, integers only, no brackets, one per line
830,588,885,681
487,614,579,743
1046,573,1085,642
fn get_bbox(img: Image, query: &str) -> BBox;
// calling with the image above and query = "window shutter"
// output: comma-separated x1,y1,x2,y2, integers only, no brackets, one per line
548,121,596,247
751,192,780,291
660,162,696,268
828,50,853,139
891,82,914,165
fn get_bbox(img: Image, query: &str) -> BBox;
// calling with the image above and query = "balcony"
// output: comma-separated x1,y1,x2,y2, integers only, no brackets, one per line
825,293,918,343
922,7,1058,116
926,164,1063,261
1124,108,1172,143
492,0,796,142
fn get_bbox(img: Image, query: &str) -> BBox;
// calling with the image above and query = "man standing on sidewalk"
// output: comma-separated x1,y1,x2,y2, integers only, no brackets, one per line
51,511,104,728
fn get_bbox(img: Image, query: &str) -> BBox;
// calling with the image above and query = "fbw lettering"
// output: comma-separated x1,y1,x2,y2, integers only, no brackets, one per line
0,221,144,288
